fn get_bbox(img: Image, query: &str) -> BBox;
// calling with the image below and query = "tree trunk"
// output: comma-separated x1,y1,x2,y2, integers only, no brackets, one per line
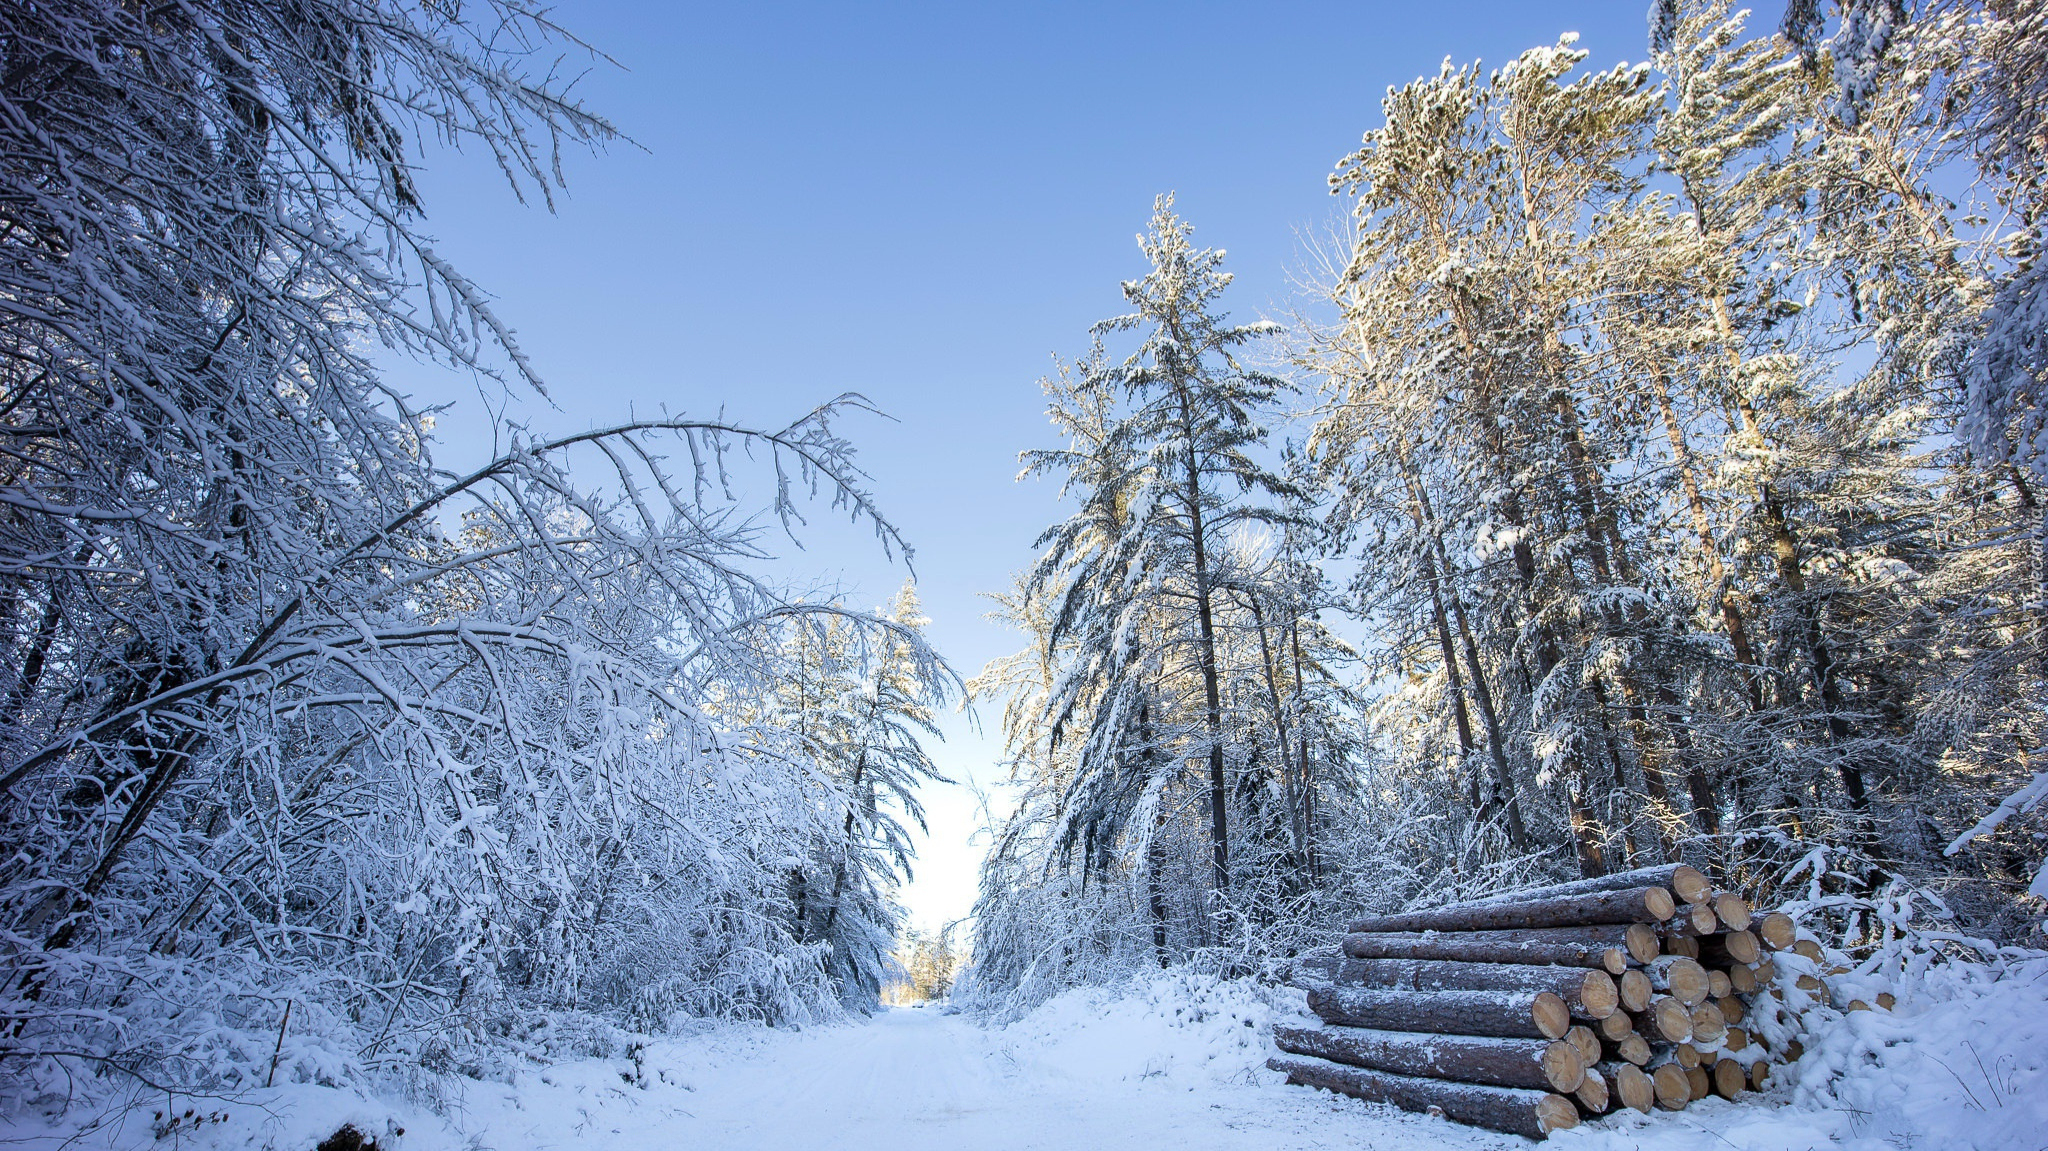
1758,486,1869,809
1176,386,1232,903
1410,472,1530,848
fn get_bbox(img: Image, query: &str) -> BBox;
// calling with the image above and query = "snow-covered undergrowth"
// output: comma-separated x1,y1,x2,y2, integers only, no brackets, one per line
4,962,2041,1150
1558,954,2048,1151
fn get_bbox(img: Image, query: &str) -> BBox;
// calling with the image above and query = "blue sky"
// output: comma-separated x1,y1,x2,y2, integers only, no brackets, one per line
384,0,1661,935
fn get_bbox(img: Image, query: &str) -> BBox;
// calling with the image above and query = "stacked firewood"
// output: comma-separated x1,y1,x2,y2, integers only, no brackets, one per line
1268,863,1825,1138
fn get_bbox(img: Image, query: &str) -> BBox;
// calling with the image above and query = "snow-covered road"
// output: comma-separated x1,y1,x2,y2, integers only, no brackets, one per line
16,964,2044,1151
468,1003,1509,1151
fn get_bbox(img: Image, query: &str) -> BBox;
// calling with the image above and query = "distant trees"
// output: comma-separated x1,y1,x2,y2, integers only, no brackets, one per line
965,201,1369,1012
884,926,963,1005
0,0,949,1104
778,584,952,1009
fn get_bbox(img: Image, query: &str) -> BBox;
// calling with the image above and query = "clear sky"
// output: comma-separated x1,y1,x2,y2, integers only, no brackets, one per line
382,0,1657,937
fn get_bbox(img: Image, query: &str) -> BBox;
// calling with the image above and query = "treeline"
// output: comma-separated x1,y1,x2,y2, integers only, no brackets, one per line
0,0,948,1103
961,0,2046,1017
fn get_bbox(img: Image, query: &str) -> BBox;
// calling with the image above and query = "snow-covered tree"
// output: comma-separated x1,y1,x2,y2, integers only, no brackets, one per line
0,0,953,1105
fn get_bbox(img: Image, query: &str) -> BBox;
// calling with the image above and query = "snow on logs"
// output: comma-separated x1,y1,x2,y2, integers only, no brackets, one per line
1345,885,1676,935
1339,924,1653,973
1275,867,1836,1139
1272,1024,1587,1094
1306,980,1616,1040
1267,1055,1581,1138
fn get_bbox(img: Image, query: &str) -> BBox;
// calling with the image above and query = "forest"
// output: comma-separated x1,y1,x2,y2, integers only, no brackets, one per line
0,0,2042,1144
958,0,2048,1017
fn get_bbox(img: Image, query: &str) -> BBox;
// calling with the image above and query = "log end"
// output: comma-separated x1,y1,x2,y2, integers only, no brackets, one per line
1581,969,1619,1019
1532,991,1570,1039
1726,929,1762,965
1616,1033,1651,1066
1758,911,1797,950
1567,1025,1600,1068
1625,922,1661,965
1574,1066,1610,1115
1728,963,1757,995
1618,968,1653,1013
1714,1057,1748,1099
1613,1063,1655,1113
1691,1003,1728,1046
1536,1093,1581,1133
1652,1063,1691,1110
1652,996,1694,1043
1713,892,1754,932
1541,1039,1587,1094
1672,864,1712,905
1644,886,1677,922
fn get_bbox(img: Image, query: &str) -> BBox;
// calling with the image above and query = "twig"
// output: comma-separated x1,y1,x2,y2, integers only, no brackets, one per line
264,1000,291,1089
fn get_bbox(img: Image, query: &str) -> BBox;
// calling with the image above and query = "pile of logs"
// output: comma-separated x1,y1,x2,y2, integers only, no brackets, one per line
1269,863,1824,1138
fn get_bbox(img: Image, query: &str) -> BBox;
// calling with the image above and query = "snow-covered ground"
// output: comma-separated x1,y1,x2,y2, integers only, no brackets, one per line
7,962,2043,1151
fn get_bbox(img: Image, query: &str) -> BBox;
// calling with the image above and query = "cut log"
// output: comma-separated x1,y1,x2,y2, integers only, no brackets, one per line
1877,991,1896,1010
1707,969,1733,1000
1699,929,1762,966
1626,923,1662,964
1603,1062,1654,1113
1611,1033,1651,1066
1757,912,1796,950
1713,1057,1747,1099
1597,1011,1633,1042
1566,1025,1600,1068
1675,1042,1702,1069
1648,996,1693,1043
1727,963,1757,995
1690,1002,1727,1046
1717,996,1744,1025
1754,958,1777,985
1724,1026,1748,1053
1296,956,1628,998
1750,1061,1771,1090
1342,931,1628,974
1687,1065,1712,1101
1712,893,1753,932
1306,985,1595,1040
1647,956,1711,1006
1268,1054,1580,1138
1651,1062,1691,1110
1674,902,1719,935
1347,886,1676,935
1273,1024,1585,1094
1790,939,1823,961
1424,863,1709,912
1618,968,1653,1012
1664,934,1700,959
1575,1065,1610,1114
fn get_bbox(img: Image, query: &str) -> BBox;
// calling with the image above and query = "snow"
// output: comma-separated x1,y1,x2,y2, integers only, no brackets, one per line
1555,956,2048,1151
5,964,2042,1151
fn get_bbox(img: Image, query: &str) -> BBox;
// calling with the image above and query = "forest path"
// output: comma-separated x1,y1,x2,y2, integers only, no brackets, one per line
571,1005,1502,1151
